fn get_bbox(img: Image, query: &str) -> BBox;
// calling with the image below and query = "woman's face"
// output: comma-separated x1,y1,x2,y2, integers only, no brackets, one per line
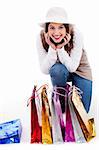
48,23,66,43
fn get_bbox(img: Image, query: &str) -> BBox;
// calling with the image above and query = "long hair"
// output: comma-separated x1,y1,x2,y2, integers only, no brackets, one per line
40,23,74,55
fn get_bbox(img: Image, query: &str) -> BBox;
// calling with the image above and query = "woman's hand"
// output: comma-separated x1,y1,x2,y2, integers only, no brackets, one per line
57,33,71,49
44,32,57,50
44,32,71,50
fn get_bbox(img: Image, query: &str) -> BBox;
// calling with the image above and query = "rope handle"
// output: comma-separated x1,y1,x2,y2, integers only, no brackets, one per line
27,84,49,107
52,86,68,98
27,84,70,106
27,84,83,106
68,85,83,99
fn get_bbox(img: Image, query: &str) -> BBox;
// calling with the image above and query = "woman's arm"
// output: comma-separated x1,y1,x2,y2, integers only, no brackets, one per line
36,34,57,74
57,27,83,72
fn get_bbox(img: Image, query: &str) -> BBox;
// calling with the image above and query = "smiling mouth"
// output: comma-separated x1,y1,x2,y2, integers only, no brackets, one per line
53,36,62,40
50,37,64,46
55,37,60,40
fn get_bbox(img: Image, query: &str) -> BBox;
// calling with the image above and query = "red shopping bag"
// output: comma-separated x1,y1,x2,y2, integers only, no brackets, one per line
28,85,41,143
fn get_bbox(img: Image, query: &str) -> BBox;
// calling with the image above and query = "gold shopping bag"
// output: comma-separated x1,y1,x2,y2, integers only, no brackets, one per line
68,97,86,143
41,87,52,144
71,86,96,142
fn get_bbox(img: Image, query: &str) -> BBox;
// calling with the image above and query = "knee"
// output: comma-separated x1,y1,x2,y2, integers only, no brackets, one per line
49,63,69,78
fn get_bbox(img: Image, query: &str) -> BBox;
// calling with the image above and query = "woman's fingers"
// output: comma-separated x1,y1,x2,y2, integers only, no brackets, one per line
65,33,71,42
44,32,49,43
44,32,51,46
56,34,71,49
44,32,71,50
47,35,51,44
44,32,56,50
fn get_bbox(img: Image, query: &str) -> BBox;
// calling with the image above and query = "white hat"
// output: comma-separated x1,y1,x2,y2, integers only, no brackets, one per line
39,7,71,28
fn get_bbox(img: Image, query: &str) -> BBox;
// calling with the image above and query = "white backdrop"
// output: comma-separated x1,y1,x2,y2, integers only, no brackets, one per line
0,0,99,149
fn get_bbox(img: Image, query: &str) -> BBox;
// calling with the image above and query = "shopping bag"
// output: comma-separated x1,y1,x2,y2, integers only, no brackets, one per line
51,86,65,143
41,86,52,144
60,84,75,142
71,86,96,142
65,100,75,142
35,87,42,127
0,119,22,144
68,93,86,143
30,85,41,143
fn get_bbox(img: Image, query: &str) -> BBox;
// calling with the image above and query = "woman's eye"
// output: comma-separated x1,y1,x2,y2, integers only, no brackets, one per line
59,26,64,29
50,26,55,30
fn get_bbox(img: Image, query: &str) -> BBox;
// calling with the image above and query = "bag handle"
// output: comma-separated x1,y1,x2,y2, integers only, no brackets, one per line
52,85,83,99
52,86,70,98
27,84,83,106
27,84,49,107
68,85,83,99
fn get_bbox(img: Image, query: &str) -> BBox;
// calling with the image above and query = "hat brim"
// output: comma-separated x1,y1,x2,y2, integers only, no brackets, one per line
39,21,73,28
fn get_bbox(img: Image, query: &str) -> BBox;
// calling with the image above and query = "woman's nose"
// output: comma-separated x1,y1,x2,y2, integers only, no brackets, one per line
54,28,60,34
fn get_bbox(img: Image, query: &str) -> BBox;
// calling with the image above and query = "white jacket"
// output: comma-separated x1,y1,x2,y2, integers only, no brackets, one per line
36,27,83,74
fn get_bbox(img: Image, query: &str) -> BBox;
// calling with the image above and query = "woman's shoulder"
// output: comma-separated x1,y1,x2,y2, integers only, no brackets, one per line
73,26,83,40
36,30,43,46
36,30,45,45
72,25,83,47
37,30,44,38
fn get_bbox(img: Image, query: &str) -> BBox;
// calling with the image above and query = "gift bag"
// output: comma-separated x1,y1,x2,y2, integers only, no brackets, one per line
65,100,75,142
41,86,52,144
0,119,22,144
51,86,65,143
51,85,76,143
64,84,75,142
71,86,96,142
29,85,41,143
68,93,86,143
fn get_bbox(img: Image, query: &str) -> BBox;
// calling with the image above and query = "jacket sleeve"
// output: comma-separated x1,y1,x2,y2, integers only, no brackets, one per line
57,27,83,72
36,34,57,74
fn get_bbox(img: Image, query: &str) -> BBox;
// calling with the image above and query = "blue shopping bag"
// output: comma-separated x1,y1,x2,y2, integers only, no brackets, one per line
0,119,22,144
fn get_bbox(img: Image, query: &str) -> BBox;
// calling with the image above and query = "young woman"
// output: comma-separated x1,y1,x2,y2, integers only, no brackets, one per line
37,7,92,113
